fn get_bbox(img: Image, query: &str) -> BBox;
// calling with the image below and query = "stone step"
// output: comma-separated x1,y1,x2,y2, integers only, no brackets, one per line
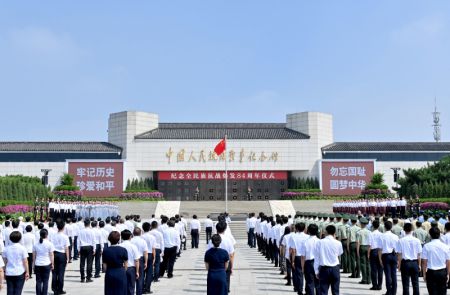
179,201,272,219
185,220,248,241
117,201,158,219
291,200,334,213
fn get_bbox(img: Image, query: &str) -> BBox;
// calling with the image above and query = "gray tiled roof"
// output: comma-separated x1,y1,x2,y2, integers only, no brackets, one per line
135,123,309,140
0,142,122,153
322,142,450,152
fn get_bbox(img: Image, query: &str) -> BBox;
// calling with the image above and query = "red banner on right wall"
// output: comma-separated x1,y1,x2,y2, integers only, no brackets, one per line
321,160,375,196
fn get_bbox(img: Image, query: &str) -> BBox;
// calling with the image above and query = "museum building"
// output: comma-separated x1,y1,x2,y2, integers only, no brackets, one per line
0,110,450,200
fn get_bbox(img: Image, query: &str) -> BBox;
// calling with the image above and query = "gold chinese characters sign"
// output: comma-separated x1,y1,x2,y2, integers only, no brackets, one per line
165,148,279,164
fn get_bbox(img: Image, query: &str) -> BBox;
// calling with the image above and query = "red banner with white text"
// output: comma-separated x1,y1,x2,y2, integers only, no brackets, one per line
158,171,287,181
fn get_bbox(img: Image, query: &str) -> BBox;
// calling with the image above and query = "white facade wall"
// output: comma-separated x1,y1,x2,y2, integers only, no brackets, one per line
108,110,334,182
0,162,66,187
287,112,334,178
108,111,158,158
125,139,317,180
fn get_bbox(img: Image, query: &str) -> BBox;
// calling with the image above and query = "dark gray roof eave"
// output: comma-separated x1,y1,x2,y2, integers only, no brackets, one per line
0,142,122,153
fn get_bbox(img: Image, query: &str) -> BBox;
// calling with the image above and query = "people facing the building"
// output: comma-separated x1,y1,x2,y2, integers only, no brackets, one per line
254,210,450,295
3,208,450,295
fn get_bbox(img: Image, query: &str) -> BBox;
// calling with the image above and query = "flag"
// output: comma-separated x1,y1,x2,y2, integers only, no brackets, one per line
214,138,226,156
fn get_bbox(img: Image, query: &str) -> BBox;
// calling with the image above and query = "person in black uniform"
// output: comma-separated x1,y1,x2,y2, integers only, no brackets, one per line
102,231,128,295
204,234,229,295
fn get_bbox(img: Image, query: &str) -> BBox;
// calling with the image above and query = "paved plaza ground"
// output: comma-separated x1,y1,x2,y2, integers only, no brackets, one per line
21,238,430,295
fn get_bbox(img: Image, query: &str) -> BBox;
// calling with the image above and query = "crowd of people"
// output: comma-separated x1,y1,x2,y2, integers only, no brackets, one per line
2,205,450,295
47,201,119,221
0,211,237,295
332,197,410,217
246,209,450,295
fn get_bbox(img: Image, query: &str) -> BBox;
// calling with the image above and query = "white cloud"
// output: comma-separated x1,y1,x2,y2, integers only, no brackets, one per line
8,26,86,63
391,15,446,46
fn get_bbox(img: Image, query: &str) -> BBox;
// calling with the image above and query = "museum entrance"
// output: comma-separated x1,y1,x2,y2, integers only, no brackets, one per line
157,171,288,201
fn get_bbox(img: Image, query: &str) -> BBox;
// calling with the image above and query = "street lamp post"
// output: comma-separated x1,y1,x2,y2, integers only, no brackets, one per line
391,167,401,197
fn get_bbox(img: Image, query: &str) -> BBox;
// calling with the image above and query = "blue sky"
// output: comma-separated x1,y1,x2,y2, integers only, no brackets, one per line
1,1,449,142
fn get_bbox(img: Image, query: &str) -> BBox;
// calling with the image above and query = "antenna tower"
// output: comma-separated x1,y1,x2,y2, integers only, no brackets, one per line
432,97,441,142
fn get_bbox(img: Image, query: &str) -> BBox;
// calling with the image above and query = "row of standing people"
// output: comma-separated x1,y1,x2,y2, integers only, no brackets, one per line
0,213,192,295
246,211,450,295
333,198,408,217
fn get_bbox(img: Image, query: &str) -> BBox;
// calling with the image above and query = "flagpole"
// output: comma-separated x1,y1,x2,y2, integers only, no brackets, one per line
225,134,228,213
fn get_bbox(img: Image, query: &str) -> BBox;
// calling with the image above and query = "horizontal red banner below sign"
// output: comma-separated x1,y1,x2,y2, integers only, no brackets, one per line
158,171,287,181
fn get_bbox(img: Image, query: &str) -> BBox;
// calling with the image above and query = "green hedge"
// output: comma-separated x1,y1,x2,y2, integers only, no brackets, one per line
288,189,322,193
288,195,362,201
0,200,33,206
123,189,159,193
0,175,51,202
288,177,320,190
53,185,80,191
126,178,155,191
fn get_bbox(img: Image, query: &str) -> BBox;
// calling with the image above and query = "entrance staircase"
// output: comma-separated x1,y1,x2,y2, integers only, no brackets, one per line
117,202,158,219
179,201,272,219
179,201,272,241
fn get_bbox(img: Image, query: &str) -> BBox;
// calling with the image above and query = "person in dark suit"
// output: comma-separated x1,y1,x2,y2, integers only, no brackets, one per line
102,231,128,295
205,234,229,295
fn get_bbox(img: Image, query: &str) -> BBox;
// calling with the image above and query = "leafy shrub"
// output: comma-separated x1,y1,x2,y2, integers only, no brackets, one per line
53,190,83,198
53,185,80,191
281,191,323,199
0,204,32,214
288,177,320,190
421,202,449,211
125,178,155,192
120,192,164,200
0,175,51,201
61,173,74,186
287,189,322,193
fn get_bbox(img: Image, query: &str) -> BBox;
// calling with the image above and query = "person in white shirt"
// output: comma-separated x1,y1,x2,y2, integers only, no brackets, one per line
91,221,104,278
368,220,383,291
314,224,343,295
395,222,422,295
2,220,11,244
142,222,157,294
8,220,24,247
440,222,450,247
23,225,35,279
190,215,201,249
282,225,294,286
3,230,29,294
64,219,74,263
422,227,450,295
78,219,96,283
379,221,399,295
121,229,140,295
300,223,320,295
51,222,70,295
160,220,180,279
205,215,214,245
0,254,4,291
33,229,55,295
175,219,186,257
290,222,308,294
246,213,257,249
104,217,114,234
149,221,164,283
132,228,148,295
117,219,127,233
124,216,134,232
